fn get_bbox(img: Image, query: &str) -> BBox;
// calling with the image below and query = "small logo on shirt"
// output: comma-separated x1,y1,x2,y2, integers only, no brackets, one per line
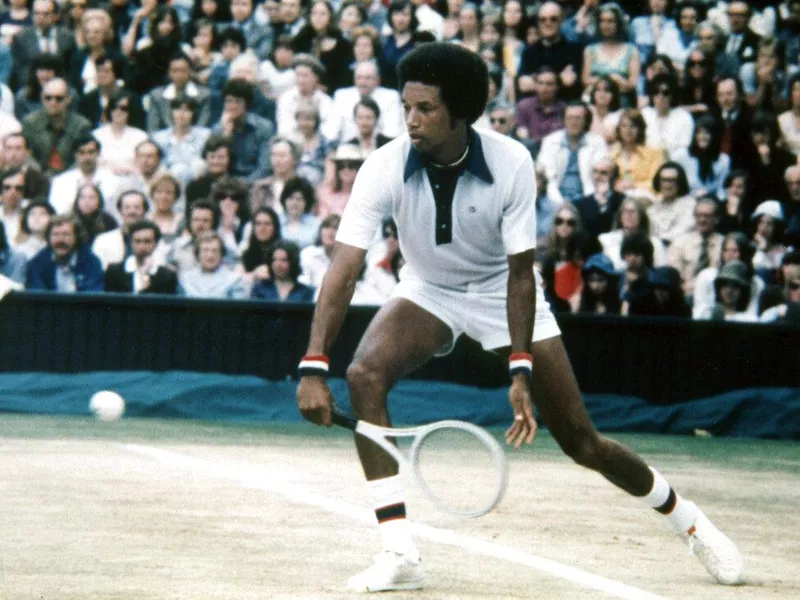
468,206,476,213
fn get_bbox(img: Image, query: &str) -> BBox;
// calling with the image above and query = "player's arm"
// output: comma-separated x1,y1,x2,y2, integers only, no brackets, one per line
306,241,367,357
297,241,367,427
504,249,538,449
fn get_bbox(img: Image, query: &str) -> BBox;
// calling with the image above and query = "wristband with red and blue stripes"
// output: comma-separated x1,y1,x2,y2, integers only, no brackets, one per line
298,355,330,378
509,352,533,379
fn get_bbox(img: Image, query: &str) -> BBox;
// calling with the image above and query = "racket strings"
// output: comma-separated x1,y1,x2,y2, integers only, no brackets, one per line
412,426,506,517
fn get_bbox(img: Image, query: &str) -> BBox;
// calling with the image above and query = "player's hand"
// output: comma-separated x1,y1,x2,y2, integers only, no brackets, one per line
505,377,537,449
297,376,334,426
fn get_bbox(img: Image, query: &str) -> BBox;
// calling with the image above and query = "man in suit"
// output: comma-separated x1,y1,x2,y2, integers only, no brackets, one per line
105,219,178,294
22,78,93,177
328,61,403,143
724,1,760,64
517,2,583,101
574,158,626,238
78,54,145,130
10,0,75,92
26,214,104,292
144,53,211,133
713,76,755,170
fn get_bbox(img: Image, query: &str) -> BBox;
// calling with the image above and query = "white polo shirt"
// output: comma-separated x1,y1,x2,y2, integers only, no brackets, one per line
336,128,537,292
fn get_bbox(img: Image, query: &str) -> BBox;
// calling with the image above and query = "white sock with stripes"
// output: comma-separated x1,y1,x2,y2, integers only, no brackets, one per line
367,475,417,558
642,468,699,533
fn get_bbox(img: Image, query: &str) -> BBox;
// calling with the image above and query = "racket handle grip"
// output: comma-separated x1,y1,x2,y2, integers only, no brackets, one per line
331,411,358,430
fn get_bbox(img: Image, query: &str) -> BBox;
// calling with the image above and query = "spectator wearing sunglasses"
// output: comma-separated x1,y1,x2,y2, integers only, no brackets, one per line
210,176,251,257
92,89,149,176
679,48,717,117
540,203,590,311
316,144,362,219
641,73,693,156
21,77,92,176
486,101,539,161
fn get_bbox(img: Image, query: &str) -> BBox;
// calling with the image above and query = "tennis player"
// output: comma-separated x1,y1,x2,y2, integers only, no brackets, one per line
296,42,743,592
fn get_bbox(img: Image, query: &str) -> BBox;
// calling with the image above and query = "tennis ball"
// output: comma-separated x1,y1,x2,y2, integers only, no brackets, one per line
89,390,126,422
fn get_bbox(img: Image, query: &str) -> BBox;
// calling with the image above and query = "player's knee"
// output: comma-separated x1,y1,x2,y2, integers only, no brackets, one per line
346,360,388,401
561,430,603,470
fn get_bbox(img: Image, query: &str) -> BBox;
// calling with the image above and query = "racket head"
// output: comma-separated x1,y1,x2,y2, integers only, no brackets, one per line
409,420,508,518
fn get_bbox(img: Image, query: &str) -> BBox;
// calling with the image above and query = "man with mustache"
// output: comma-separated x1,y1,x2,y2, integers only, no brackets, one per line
25,214,104,291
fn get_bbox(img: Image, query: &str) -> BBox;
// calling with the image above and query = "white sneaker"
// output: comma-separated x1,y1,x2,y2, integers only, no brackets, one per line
346,551,424,593
682,509,744,585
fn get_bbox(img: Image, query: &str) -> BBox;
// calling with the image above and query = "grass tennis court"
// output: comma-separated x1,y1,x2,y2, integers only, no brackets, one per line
1,415,798,599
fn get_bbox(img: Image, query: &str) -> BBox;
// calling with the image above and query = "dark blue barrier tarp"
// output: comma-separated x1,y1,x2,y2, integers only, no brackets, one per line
0,372,798,440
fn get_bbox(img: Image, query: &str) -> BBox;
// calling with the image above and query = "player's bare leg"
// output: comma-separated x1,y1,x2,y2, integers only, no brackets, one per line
344,298,453,592
530,336,744,585
347,297,453,479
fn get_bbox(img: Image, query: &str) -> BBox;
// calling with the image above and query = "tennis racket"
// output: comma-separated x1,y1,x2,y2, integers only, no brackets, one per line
332,411,508,518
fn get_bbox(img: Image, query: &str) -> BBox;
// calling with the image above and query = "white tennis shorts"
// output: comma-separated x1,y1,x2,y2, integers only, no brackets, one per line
390,271,561,356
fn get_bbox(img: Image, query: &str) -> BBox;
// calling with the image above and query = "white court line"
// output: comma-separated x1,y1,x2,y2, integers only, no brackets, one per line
122,443,668,600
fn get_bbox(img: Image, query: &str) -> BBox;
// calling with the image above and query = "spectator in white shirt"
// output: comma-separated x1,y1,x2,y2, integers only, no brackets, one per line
641,73,694,156
48,133,120,216
259,35,298,100
299,213,340,291
276,54,335,138
538,101,609,204
647,161,697,247
92,90,149,176
329,60,403,143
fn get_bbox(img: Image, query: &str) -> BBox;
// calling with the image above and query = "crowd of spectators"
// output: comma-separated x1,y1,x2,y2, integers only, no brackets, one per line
0,0,798,324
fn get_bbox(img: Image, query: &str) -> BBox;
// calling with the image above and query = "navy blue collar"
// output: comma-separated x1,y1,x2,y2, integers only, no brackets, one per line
403,128,494,184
